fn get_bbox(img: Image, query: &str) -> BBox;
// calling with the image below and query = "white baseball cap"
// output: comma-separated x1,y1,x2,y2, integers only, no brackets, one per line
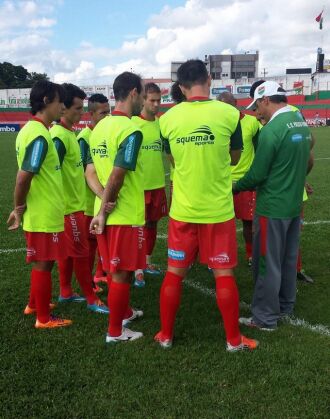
247,81,287,110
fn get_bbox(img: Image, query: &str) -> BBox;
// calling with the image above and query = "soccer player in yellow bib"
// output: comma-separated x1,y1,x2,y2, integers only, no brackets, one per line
89,72,145,343
7,80,72,329
132,83,168,286
249,80,314,284
218,91,259,267
77,94,110,290
156,59,258,352
50,84,108,314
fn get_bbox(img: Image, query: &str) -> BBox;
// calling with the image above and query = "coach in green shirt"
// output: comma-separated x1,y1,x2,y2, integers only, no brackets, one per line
234,81,313,330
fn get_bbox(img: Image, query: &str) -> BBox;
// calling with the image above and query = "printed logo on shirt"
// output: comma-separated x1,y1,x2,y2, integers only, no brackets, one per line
291,134,303,143
176,125,215,147
91,140,108,158
124,134,136,163
141,139,162,151
52,233,59,243
168,249,186,260
209,253,230,264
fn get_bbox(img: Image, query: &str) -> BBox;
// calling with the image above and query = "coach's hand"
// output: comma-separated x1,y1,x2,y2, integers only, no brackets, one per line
90,214,106,235
104,201,116,214
305,182,313,195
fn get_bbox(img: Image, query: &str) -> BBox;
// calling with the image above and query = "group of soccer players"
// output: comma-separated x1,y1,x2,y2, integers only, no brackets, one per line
8,58,313,351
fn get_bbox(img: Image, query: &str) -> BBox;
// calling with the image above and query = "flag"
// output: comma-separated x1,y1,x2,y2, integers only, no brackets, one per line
315,10,324,29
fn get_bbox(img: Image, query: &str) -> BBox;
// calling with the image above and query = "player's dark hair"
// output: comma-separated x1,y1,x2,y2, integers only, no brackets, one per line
170,81,186,104
88,93,108,112
30,80,65,115
177,59,208,89
113,72,142,101
268,87,288,104
144,82,161,97
62,83,86,108
249,80,265,98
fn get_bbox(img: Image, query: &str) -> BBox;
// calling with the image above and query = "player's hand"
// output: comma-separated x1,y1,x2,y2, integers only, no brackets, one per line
305,182,313,195
89,214,106,235
104,201,116,214
7,205,25,231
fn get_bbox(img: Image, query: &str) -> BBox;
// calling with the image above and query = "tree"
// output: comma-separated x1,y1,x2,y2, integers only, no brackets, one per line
0,62,49,88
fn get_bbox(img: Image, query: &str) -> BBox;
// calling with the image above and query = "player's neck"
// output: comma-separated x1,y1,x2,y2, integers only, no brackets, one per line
141,109,155,121
185,85,209,101
114,102,132,118
34,111,52,127
61,116,73,130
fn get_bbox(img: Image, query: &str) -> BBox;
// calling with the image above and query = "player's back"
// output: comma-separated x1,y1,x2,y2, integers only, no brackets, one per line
160,99,240,223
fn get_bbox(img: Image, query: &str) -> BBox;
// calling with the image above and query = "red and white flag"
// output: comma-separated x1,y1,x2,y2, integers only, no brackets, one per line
315,10,324,29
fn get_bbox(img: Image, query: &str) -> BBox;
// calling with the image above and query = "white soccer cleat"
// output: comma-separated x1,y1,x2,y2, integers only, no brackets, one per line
106,327,143,343
122,308,144,326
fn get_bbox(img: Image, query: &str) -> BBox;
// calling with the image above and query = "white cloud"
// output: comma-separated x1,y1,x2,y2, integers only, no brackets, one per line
0,0,328,84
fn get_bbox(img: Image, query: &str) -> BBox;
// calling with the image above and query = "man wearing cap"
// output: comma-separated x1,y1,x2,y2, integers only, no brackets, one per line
234,81,314,331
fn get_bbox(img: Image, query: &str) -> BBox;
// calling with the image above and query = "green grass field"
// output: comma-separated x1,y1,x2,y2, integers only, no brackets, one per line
0,128,329,418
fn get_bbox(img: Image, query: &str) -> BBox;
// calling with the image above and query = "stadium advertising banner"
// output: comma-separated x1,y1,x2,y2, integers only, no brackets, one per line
236,85,252,94
0,88,31,108
211,86,232,97
0,124,20,132
159,83,173,104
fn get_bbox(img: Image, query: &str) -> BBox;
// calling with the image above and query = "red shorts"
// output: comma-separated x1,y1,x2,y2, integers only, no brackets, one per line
145,187,168,221
168,218,237,269
62,211,89,258
84,215,97,241
96,225,146,273
24,231,66,263
233,190,256,221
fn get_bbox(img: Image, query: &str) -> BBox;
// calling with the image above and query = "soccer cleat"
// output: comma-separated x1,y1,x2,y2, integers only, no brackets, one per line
93,275,107,284
144,264,161,275
106,327,143,343
58,293,86,303
134,271,145,288
154,331,173,349
239,317,276,332
123,308,144,325
226,335,259,352
35,315,72,329
247,257,252,267
87,299,109,314
24,303,56,315
297,270,314,284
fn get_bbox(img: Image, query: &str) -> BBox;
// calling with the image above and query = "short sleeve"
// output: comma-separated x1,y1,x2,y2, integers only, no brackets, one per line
21,136,48,173
230,119,243,150
78,137,90,169
114,131,143,171
53,137,66,166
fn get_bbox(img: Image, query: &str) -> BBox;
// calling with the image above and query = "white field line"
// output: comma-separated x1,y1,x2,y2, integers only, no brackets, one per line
185,278,330,337
314,157,330,161
0,247,26,254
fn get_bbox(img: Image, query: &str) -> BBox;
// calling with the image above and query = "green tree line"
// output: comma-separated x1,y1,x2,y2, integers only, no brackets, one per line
0,62,48,88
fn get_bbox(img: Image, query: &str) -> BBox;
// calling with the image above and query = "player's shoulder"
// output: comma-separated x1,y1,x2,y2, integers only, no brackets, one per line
77,126,91,139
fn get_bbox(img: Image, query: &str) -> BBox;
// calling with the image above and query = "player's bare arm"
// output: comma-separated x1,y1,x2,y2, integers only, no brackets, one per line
89,167,126,234
85,163,104,199
7,170,34,230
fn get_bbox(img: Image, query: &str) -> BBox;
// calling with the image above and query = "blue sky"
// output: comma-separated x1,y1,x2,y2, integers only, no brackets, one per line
52,0,184,55
0,0,328,83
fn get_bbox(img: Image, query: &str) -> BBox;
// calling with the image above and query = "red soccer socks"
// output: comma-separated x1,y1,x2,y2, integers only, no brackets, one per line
58,257,74,298
108,281,130,337
31,269,52,324
159,271,184,340
215,275,241,346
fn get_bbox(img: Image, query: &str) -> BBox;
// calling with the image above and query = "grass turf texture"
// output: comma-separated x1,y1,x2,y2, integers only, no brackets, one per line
0,128,329,418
